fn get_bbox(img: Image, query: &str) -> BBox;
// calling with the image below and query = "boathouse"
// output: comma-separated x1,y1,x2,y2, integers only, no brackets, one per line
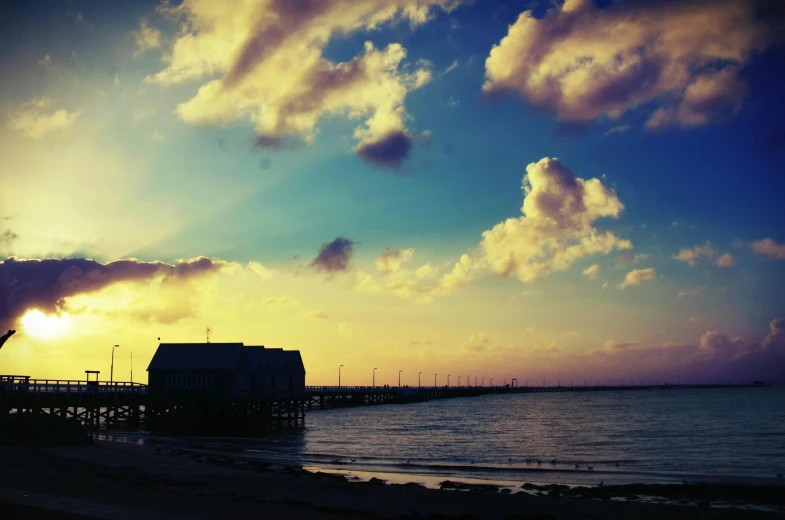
146,343,253,402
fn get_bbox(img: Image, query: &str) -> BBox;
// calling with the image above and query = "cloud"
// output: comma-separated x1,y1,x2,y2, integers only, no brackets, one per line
1,230,18,254
338,322,353,338
151,131,165,142
0,256,230,330
714,252,735,267
37,55,53,68
618,267,655,289
310,237,357,273
465,332,504,353
262,296,300,307
603,124,632,137
132,18,162,58
481,157,632,283
673,242,717,266
582,264,600,279
376,247,414,273
616,252,650,266
483,0,772,128
113,72,121,89
6,97,81,139
752,238,785,259
408,339,432,346
306,310,330,319
677,287,706,299
762,318,785,350
356,130,413,169
146,0,459,168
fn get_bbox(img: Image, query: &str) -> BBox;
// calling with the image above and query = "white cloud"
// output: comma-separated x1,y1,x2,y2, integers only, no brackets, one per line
677,287,706,299
376,247,414,273
145,0,460,168
151,131,165,142
6,97,81,139
481,157,631,283
618,267,655,289
132,18,162,58
483,0,771,128
37,54,53,68
673,242,717,266
752,238,785,260
714,252,735,267
582,264,600,279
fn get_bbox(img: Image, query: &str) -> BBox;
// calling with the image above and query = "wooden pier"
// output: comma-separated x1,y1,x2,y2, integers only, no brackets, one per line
1,375,767,430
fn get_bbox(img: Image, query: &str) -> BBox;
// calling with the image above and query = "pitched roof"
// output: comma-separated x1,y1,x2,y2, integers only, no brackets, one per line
283,350,305,374
264,348,284,370
244,345,265,370
147,343,245,371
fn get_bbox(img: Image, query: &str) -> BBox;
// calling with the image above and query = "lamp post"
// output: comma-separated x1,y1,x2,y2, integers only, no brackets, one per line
458,376,461,387
373,367,377,388
130,352,133,383
447,374,451,387
482,377,484,387
490,377,493,386
110,344,119,383
419,372,422,388
468,374,471,387
475,377,478,386
434,373,438,387
339,364,344,387
398,370,403,387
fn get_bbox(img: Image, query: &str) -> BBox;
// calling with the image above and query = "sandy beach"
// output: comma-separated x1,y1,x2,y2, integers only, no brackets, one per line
1,440,783,519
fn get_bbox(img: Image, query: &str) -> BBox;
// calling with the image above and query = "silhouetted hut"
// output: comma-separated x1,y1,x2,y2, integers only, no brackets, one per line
146,343,253,402
244,345,269,399
283,350,306,398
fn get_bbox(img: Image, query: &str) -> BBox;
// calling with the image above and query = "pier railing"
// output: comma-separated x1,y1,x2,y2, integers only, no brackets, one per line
0,375,147,396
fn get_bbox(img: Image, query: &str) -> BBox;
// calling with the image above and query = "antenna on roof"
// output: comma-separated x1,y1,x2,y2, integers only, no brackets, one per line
206,327,211,343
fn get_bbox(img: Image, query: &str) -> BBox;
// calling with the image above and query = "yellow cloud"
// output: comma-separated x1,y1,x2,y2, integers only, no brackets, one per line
7,97,81,139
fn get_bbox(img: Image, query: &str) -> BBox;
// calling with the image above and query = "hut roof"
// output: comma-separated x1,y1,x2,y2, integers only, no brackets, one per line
264,348,284,370
244,345,266,370
283,350,306,374
147,343,245,371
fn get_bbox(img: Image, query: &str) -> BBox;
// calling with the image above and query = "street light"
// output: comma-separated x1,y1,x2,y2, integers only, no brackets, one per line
434,373,438,387
339,365,344,387
373,367,377,388
475,377,478,386
398,370,403,387
419,371,422,388
468,374,471,387
110,344,119,383
458,376,461,387
447,374,451,387
490,377,493,386
482,377,484,386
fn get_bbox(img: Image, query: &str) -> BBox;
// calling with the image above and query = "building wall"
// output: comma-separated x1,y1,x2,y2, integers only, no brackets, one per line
148,369,235,402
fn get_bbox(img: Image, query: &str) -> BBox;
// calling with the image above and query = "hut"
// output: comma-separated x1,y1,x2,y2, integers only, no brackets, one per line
146,343,253,402
283,350,306,398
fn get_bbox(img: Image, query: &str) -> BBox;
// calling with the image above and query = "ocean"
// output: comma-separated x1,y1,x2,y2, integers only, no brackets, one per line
106,386,785,488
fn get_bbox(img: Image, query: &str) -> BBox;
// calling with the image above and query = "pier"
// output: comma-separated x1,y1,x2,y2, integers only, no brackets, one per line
2,374,766,431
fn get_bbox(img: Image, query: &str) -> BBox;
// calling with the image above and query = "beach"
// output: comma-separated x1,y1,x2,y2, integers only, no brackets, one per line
1,440,783,519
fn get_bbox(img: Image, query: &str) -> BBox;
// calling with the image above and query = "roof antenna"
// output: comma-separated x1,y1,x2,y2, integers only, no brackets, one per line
206,327,211,343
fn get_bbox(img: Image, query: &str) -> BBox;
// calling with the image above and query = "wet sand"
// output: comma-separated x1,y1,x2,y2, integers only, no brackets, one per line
1,441,782,519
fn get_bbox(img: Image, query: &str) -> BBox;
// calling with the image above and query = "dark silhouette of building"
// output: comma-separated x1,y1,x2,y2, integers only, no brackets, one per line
146,343,253,402
146,342,305,402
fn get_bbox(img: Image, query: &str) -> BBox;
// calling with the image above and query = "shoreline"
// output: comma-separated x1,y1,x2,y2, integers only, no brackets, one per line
1,440,783,519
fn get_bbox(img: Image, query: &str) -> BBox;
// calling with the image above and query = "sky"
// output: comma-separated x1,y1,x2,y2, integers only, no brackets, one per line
1,0,784,386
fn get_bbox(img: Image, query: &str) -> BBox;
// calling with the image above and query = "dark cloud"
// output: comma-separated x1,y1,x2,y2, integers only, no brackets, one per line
309,237,356,273
1,229,19,253
254,134,305,150
0,256,225,330
356,130,413,169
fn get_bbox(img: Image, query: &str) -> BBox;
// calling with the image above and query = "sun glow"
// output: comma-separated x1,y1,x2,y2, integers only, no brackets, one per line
20,309,73,340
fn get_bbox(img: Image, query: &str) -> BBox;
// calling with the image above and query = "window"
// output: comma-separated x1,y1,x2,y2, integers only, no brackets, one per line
236,375,245,389
195,375,203,389
176,375,183,389
186,375,193,389
205,375,213,389
166,375,174,389
276,377,288,390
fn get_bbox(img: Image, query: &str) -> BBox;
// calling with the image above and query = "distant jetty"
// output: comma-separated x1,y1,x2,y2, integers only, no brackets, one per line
1,374,768,434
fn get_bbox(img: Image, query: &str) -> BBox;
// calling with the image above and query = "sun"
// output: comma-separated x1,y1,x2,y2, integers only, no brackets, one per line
20,309,72,340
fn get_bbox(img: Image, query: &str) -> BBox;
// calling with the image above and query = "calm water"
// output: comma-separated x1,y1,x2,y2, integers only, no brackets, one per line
110,387,785,487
